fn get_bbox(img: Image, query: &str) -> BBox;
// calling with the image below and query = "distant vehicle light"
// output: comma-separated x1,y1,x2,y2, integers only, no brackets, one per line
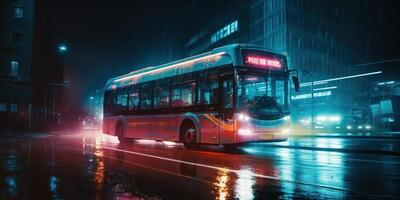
238,128,253,135
328,115,341,122
316,115,327,121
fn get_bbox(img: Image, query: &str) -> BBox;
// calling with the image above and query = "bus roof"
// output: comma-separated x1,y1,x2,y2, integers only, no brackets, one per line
105,44,285,91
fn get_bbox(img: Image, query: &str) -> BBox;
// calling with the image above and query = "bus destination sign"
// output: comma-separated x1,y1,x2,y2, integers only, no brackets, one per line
243,51,283,70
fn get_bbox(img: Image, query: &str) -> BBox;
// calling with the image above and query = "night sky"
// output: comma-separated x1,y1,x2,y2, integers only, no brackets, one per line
43,0,230,108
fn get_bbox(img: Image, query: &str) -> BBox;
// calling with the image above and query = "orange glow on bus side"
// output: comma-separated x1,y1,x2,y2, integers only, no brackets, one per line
244,54,282,69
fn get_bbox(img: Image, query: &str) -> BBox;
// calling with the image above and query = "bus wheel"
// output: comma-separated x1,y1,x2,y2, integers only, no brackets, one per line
181,123,197,149
116,122,127,144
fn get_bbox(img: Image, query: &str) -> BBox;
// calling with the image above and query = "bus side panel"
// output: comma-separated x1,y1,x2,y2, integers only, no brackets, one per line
219,119,235,144
150,114,180,141
198,113,220,144
125,115,151,139
103,116,118,136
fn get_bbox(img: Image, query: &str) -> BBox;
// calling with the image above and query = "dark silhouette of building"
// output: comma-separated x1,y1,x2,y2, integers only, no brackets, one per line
0,0,65,131
0,0,34,131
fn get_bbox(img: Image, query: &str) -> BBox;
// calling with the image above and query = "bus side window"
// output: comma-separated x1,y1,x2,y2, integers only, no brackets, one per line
140,83,153,110
116,92,128,112
198,71,218,106
171,83,195,107
223,79,233,108
128,88,139,111
154,80,170,108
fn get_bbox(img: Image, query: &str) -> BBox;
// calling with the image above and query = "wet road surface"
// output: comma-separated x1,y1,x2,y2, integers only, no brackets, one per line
1,130,399,199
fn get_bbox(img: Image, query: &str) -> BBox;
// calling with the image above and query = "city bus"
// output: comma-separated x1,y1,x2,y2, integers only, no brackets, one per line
103,44,299,148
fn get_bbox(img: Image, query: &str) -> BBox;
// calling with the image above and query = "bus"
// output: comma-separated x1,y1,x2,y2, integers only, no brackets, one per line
103,44,299,148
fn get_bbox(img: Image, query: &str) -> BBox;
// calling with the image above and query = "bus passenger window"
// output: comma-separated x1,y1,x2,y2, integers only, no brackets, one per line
198,71,218,105
154,80,170,108
116,93,128,112
128,89,139,110
171,83,195,107
223,79,233,108
140,84,153,109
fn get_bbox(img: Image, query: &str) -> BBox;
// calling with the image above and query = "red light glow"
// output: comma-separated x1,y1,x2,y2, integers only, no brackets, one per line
245,55,282,69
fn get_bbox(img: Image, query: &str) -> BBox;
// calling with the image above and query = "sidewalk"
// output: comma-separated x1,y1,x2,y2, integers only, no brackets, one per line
0,130,53,138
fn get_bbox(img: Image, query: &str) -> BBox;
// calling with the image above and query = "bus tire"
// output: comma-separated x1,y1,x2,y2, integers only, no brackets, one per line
180,120,197,149
116,122,127,144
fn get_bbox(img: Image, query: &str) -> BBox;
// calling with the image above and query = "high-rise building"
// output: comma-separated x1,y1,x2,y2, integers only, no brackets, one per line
184,0,399,130
248,0,399,128
0,0,34,130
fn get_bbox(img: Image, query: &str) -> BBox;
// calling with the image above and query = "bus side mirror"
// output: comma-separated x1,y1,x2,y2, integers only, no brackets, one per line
292,76,300,92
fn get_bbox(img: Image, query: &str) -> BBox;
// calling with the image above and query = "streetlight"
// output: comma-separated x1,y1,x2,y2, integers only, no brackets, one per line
57,44,68,53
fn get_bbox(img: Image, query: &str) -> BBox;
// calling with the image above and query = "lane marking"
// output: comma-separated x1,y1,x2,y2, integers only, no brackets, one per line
99,145,350,192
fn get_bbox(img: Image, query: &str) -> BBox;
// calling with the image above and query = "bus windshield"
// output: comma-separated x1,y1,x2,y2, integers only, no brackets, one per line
237,73,287,119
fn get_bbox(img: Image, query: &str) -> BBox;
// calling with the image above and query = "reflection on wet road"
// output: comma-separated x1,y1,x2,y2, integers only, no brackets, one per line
1,130,399,199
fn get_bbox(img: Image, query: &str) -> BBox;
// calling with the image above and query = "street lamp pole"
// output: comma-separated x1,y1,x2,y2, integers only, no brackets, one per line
303,70,315,134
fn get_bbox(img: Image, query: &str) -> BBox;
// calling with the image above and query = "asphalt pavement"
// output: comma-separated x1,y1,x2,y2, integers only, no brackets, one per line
0,130,399,199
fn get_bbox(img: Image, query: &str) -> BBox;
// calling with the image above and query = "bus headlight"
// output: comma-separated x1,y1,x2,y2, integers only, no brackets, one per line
237,113,250,121
282,128,290,134
283,116,290,121
238,128,253,135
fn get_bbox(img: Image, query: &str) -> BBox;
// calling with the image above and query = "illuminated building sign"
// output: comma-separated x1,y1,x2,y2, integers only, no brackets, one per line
291,91,332,100
244,54,282,69
211,21,238,44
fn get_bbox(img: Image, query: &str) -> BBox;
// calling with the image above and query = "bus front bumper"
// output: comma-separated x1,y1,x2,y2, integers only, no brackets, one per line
234,129,289,144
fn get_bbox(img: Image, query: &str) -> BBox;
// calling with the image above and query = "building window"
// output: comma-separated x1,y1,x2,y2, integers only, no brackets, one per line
11,33,22,44
10,60,19,76
13,7,24,18
0,103,6,111
10,104,17,112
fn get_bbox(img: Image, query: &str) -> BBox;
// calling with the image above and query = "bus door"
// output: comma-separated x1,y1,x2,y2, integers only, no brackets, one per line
220,75,235,144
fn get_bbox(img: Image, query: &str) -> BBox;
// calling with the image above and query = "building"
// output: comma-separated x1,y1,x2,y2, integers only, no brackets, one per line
0,0,66,131
0,0,34,131
183,0,399,131
370,80,400,131
183,0,249,57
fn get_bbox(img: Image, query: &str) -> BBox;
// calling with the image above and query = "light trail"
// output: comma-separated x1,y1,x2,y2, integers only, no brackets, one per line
313,86,337,91
300,71,382,87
